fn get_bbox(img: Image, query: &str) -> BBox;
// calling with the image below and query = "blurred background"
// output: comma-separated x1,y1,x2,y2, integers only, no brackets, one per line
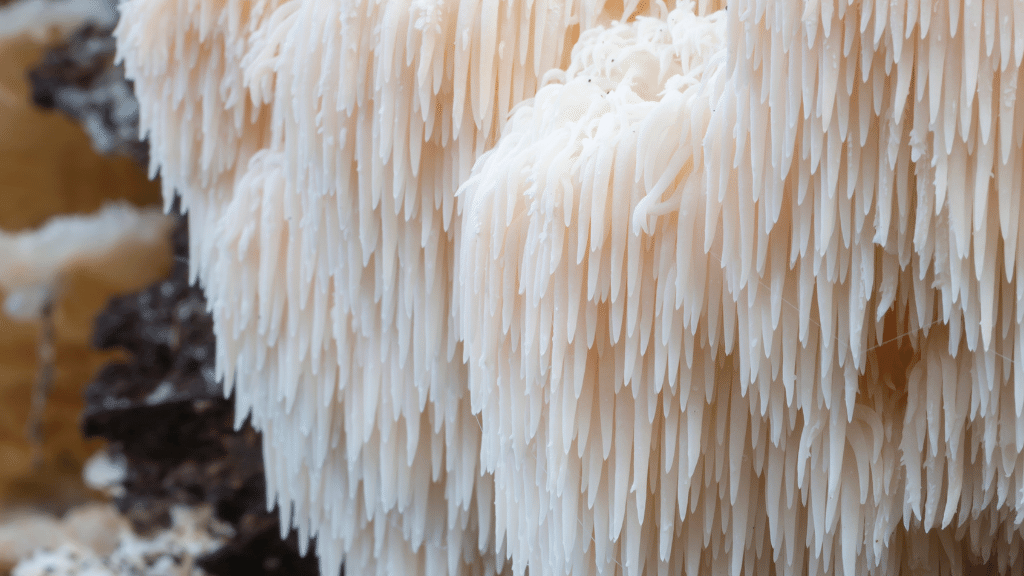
0,0,164,526
0,2,320,574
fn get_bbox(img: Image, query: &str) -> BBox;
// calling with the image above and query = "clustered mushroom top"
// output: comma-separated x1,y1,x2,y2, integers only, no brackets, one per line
117,0,1024,574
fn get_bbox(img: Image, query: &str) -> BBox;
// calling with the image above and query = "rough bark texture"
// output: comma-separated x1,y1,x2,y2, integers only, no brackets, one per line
28,20,149,166
83,215,320,576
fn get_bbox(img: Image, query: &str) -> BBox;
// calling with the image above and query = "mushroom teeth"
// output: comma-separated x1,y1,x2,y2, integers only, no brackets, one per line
118,0,1024,572
463,0,1024,571
457,8,729,574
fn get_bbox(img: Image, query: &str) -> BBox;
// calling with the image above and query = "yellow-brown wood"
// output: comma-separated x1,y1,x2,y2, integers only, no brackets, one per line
0,36,168,514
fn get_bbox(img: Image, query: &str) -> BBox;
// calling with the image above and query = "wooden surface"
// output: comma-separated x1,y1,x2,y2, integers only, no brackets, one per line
0,36,167,513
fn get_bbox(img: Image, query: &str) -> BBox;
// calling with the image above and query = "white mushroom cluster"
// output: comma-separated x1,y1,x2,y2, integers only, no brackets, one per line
117,0,1024,574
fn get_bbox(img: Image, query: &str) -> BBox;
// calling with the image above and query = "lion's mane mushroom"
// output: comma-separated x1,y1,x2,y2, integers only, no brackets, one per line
116,0,713,573
705,0,1024,571
119,0,1024,573
463,0,1024,573
458,8,731,573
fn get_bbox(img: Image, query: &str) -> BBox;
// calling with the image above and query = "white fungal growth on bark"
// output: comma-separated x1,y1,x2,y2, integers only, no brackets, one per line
0,203,172,321
0,0,117,42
